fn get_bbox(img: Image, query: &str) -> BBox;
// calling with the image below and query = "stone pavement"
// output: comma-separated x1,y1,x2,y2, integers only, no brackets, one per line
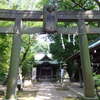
35,82,63,100
67,82,84,97
34,82,82,100
0,80,84,100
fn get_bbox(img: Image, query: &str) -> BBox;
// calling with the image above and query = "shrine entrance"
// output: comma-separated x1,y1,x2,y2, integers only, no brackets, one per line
0,1,100,100
38,64,53,81
36,55,59,81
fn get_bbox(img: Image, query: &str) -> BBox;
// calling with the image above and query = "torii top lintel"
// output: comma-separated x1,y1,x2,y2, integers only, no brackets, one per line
0,9,100,22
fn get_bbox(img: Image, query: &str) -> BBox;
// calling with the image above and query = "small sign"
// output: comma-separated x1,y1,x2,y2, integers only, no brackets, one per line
32,68,36,80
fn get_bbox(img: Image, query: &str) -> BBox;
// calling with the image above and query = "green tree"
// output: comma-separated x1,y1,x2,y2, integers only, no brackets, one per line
0,34,12,81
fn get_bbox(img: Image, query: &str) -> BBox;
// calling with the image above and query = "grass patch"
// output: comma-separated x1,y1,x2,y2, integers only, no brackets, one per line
0,90,38,100
17,91,38,100
0,91,5,99
17,90,38,100
0,96,4,99
64,97,79,100
17,90,37,97
18,97,35,100
55,85,69,91
56,87,69,91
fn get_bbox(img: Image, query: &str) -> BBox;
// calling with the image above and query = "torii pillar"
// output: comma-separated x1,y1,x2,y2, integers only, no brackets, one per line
78,19,98,100
5,17,22,100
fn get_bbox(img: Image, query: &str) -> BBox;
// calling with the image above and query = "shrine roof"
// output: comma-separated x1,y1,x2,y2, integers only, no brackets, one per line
66,38,100,61
35,54,59,64
40,55,52,61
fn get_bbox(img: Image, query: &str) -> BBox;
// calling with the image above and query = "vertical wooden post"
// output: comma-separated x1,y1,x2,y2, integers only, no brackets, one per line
5,18,22,100
78,19,98,100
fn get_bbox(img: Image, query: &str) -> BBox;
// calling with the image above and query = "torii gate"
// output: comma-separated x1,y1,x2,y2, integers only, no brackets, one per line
0,5,99,100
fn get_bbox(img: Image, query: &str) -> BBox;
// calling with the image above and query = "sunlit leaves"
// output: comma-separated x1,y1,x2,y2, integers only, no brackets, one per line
0,34,12,81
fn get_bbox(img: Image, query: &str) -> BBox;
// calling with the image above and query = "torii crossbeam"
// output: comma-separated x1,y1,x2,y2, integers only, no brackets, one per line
0,9,100,21
0,9,100,34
